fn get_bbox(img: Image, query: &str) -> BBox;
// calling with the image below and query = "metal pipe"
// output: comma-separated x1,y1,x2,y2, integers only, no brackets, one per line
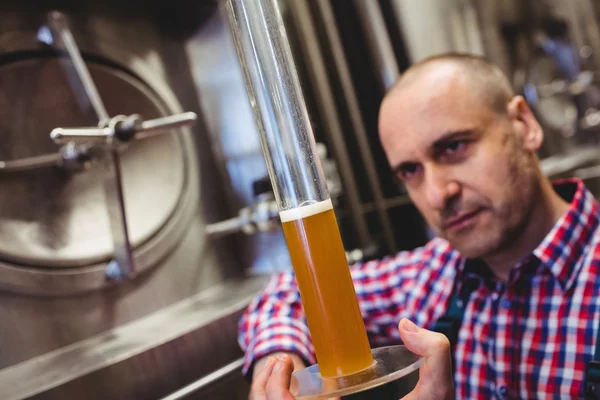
314,0,398,252
50,112,198,143
0,153,62,172
46,11,110,124
286,0,371,249
137,112,198,139
204,217,248,237
353,0,400,90
50,127,109,142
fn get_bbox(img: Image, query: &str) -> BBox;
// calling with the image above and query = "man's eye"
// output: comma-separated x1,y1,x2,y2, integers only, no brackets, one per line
438,140,470,161
444,141,465,154
398,163,422,180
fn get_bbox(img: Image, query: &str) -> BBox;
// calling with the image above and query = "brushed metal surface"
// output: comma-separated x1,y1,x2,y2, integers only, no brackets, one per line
0,59,185,267
0,277,266,400
0,166,196,295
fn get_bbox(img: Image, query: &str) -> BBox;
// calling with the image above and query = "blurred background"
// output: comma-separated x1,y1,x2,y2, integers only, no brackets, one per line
1,0,600,398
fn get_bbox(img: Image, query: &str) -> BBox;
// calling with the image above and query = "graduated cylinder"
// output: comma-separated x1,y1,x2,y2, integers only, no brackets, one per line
281,199,373,377
224,0,374,377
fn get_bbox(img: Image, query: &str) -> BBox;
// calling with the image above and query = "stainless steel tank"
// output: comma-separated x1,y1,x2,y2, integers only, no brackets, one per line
0,5,265,399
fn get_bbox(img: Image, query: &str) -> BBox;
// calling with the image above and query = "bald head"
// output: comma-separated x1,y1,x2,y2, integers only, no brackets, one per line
388,53,515,115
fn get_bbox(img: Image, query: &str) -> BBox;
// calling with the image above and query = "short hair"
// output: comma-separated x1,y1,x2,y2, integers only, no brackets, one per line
388,53,515,114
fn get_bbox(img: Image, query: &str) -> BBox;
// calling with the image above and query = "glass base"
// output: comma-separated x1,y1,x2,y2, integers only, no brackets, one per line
290,345,424,399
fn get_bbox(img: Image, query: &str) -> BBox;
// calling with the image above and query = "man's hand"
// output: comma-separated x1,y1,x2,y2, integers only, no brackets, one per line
249,318,454,400
398,318,454,400
250,354,296,400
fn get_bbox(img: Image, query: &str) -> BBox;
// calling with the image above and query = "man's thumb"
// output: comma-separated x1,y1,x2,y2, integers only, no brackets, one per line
398,318,451,359
398,318,454,400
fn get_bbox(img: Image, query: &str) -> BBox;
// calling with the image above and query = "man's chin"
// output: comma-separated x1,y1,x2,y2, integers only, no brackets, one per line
444,233,497,259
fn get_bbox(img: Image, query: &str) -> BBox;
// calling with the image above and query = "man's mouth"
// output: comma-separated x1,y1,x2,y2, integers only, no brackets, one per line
444,209,482,231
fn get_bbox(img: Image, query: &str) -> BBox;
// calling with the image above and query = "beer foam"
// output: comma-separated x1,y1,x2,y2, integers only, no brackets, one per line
279,198,333,222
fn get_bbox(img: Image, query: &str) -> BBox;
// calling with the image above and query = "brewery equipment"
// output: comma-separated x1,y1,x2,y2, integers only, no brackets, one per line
0,4,264,399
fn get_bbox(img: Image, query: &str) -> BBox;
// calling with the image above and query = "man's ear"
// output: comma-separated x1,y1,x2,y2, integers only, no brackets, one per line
506,95,544,151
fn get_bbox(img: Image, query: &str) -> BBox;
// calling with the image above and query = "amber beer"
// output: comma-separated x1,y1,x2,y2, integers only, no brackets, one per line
280,198,374,378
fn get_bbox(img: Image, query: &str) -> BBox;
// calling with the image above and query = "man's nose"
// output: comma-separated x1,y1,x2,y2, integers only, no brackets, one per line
424,167,460,211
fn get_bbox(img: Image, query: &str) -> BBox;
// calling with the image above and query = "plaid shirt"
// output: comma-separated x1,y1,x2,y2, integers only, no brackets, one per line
238,179,600,399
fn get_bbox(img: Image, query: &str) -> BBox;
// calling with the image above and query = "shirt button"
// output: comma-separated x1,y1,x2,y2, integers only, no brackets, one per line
498,386,508,397
500,299,511,309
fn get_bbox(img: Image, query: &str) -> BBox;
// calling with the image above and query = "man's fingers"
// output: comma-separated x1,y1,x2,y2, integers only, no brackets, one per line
398,318,451,360
250,357,276,400
265,355,295,400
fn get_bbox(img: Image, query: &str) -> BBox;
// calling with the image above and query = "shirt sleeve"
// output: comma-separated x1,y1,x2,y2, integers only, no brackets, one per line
238,271,315,378
237,239,451,378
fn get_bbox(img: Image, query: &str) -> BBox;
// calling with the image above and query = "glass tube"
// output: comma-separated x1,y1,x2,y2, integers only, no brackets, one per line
224,0,422,397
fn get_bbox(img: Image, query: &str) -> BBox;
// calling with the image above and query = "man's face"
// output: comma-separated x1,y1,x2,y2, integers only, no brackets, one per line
379,67,541,258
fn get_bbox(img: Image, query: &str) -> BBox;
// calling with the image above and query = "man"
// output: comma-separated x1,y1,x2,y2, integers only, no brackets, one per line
239,53,600,399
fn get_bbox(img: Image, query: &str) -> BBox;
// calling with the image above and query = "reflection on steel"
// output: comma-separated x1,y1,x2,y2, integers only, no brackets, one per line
0,277,267,400
354,0,400,90
313,0,398,253
160,358,245,400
